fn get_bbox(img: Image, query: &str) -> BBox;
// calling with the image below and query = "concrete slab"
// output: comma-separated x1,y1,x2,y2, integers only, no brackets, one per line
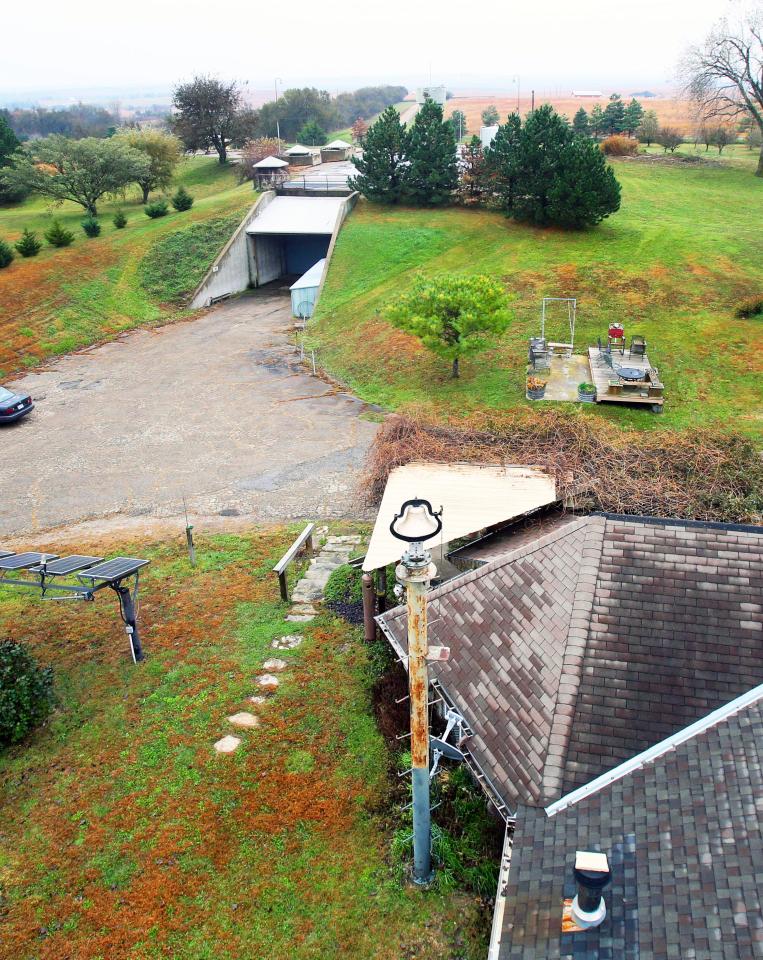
541,354,592,402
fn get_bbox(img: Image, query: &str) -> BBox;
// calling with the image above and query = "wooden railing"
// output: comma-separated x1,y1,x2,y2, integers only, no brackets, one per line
273,523,315,602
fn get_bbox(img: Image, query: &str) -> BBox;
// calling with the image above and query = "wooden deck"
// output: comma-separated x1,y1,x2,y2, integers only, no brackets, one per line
587,347,664,408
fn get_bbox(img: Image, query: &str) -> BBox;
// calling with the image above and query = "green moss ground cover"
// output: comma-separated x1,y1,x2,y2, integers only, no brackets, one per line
312,157,763,436
0,528,489,960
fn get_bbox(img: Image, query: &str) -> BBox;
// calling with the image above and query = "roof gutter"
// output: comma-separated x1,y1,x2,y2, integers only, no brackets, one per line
487,826,514,960
546,681,763,817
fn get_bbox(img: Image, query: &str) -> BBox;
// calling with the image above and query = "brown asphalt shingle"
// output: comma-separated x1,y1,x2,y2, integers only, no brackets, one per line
377,514,763,813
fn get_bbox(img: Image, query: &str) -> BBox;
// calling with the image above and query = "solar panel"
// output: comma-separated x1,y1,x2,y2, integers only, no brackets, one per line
0,552,60,570
29,555,104,576
0,550,15,559
81,557,149,582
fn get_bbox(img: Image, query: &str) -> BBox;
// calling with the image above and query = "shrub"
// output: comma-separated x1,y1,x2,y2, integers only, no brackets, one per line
81,215,101,238
14,228,42,257
113,209,127,229
601,135,638,156
44,219,75,248
735,295,763,319
0,238,14,268
144,199,169,219
578,381,597,393
170,186,194,211
0,640,55,747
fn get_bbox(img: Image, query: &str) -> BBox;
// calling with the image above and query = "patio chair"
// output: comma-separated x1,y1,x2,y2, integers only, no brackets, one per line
629,335,646,356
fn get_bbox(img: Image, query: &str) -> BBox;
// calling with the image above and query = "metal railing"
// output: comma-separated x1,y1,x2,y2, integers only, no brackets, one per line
278,175,352,193
273,522,316,601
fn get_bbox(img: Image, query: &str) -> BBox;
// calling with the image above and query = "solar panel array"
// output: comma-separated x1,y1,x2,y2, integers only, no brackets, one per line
0,551,148,583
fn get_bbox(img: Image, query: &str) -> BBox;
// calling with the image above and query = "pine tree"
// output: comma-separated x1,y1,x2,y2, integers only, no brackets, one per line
14,228,42,257
0,238,14,268
0,113,28,204
485,113,522,210
488,105,620,229
547,138,621,228
171,186,194,211
589,104,606,139
297,119,327,146
44,219,75,247
623,98,644,136
348,105,409,204
572,107,590,137
457,136,488,203
603,94,627,135
403,98,458,205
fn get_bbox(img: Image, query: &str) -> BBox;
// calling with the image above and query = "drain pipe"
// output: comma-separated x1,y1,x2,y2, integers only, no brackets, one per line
571,851,611,929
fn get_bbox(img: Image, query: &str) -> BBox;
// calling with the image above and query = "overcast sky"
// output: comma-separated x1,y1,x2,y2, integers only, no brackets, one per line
0,0,744,102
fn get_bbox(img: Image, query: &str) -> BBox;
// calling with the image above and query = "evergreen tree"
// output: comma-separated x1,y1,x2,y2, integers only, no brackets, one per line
113,210,127,229
457,135,488,203
547,137,621,228
297,119,327,146
603,94,627,135
589,104,606,139
489,105,620,229
14,228,42,257
44,219,75,247
403,98,458,205
572,107,590,136
0,113,29,204
0,238,14,268
348,105,409,204
485,113,522,209
171,185,194,211
623,98,644,136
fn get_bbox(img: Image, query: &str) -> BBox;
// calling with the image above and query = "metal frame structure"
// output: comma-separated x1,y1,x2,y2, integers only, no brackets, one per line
540,297,577,350
0,551,149,662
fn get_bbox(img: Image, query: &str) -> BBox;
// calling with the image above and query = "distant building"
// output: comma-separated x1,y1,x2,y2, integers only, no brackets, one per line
480,124,499,148
572,89,604,98
415,85,447,106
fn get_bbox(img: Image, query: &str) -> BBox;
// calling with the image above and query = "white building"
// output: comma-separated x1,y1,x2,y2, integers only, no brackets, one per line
415,85,447,106
480,125,499,148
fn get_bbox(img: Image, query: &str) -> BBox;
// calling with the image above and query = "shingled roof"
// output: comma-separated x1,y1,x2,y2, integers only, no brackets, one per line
377,514,763,812
499,686,763,959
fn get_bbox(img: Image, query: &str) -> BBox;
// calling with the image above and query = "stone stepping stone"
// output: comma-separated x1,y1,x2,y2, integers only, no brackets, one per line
262,658,288,672
257,674,280,689
286,612,315,622
248,695,269,705
228,712,260,729
272,634,303,650
214,735,242,754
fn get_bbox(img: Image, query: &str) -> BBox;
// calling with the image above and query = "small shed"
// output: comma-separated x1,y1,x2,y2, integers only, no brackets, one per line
320,139,352,162
285,144,320,167
251,155,289,189
290,258,326,319
480,124,499,148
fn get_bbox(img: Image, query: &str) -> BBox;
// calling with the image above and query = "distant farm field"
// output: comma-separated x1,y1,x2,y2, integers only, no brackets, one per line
446,94,697,135
311,156,763,436
0,159,252,380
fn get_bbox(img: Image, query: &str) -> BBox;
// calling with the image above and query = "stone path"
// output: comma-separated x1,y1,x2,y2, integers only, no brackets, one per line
214,529,361,754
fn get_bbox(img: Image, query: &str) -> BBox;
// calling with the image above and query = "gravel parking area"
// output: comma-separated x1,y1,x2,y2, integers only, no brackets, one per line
1,287,378,538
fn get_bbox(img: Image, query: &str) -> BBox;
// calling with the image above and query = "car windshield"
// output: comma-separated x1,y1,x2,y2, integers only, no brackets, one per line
0,388,14,402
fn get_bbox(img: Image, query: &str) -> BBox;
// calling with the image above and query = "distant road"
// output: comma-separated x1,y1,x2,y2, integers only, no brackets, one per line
399,102,420,125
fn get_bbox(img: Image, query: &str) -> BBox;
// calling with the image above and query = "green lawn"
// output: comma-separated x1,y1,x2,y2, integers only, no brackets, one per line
0,528,489,960
0,158,253,379
311,156,763,436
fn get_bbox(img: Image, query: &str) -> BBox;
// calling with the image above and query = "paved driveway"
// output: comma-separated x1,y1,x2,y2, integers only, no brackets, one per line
1,288,378,538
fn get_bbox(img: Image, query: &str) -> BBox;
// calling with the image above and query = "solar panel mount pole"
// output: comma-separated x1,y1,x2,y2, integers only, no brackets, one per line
114,580,143,662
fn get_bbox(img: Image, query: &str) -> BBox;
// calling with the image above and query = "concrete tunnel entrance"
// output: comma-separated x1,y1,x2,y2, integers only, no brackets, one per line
249,233,331,286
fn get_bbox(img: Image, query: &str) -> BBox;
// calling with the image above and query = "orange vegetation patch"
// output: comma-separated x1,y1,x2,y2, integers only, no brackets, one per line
445,95,697,136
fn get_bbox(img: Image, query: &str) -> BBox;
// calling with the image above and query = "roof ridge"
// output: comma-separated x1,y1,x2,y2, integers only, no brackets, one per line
545,681,763,817
540,515,606,802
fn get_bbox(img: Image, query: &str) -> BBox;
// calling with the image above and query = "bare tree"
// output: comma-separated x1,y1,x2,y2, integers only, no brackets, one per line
681,11,763,176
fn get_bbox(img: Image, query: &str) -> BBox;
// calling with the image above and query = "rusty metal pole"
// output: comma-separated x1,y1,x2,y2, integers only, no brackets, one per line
397,552,437,885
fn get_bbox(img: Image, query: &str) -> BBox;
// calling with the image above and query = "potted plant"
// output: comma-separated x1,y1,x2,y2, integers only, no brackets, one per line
526,375,547,400
578,381,597,403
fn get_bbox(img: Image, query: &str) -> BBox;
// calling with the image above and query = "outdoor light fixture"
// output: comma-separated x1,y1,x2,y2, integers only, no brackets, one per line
390,496,443,885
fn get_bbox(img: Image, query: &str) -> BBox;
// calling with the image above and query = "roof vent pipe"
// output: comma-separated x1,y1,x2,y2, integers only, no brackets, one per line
571,851,611,929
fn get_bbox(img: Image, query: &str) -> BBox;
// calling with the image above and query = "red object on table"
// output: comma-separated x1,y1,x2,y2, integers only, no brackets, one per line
608,323,624,340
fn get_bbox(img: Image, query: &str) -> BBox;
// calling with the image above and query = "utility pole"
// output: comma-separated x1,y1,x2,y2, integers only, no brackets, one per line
390,497,443,885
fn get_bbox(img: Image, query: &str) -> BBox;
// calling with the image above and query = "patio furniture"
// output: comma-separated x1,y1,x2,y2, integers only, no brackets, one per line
629,335,646,356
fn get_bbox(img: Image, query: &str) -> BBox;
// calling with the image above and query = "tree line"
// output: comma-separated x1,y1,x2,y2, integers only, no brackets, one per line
2,103,117,140
350,101,621,229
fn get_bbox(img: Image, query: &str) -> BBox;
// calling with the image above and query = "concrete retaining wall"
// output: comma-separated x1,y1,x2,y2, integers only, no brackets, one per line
190,192,277,309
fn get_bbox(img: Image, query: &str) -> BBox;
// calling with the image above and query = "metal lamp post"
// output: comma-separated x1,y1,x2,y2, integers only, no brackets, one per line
512,74,521,112
390,497,443,885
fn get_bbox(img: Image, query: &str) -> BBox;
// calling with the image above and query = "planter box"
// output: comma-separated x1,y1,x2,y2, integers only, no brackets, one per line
578,389,597,403
526,388,546,400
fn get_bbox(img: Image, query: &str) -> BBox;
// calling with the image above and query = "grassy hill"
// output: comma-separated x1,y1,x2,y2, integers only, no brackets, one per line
311,155,763,436
0,528,489,960
0,158,252,380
